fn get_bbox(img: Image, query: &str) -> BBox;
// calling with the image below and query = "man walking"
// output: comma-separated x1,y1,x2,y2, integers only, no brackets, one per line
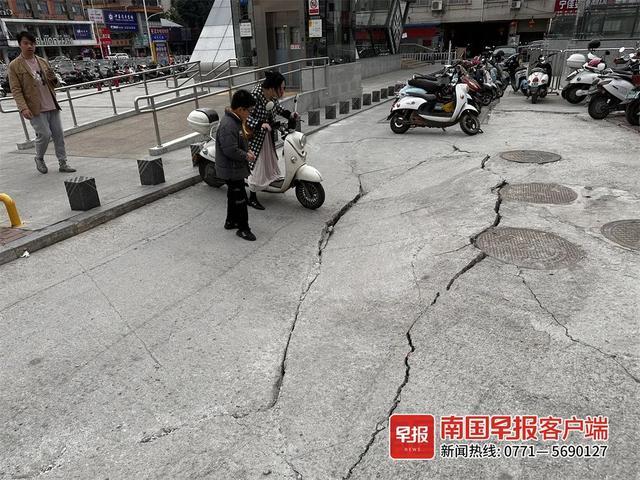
8,31,76,174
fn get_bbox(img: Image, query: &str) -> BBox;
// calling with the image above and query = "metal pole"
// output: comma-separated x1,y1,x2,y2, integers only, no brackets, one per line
108,82,117,114
143,72,150,106
149,97,162,147
66,89,78,127
143,0,154,62
447,41,452,65
174,71,179,97
193,85,200,109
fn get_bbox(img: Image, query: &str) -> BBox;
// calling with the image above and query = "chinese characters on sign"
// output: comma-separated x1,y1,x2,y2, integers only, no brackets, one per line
309,18,322,38
554,0,579,14
240,21,253,38
73,25,93,41
104,10,138,32
390,414,609,460
87,8,104,24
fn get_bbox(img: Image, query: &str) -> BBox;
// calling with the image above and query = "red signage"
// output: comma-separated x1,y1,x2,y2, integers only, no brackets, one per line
389,414,436,460
99,27,112,45
554,0,578,14
309,0,319,15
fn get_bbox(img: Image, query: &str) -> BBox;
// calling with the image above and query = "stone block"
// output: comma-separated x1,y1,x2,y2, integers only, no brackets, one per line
363,93,372,106
352,97,361,110
388,86,395,97
380,88,388,99
64,176,100,211
325,104,337,119
339,100,350,115
308,110,320,126
372,91,380,102
137,158,166,186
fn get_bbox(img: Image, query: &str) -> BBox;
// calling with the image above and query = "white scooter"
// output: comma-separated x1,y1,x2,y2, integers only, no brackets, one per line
587,48,638,120
388,83,481,136
187,97,325,209
522,56,553,104
562,40,609,104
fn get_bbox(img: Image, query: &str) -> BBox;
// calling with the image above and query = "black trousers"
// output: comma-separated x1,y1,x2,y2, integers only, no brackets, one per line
226,179,249,230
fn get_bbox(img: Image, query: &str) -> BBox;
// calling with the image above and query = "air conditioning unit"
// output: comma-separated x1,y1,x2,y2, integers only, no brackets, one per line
511,1,521,8
431,1,443,11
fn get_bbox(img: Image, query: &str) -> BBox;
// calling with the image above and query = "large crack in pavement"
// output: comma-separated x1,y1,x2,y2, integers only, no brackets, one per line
517,270,640,385
343,166,506,479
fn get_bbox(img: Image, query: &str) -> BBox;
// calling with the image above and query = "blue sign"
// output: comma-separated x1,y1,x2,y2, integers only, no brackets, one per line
150,28,168,42
104,10,138,32
73,25,93,40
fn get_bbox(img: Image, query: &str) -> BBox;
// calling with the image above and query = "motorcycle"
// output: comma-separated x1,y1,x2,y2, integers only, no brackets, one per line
625,84,640,126
587,47,639,120
187,96,325,210
562,40,609,104
522,56,553,104
388,82,481,136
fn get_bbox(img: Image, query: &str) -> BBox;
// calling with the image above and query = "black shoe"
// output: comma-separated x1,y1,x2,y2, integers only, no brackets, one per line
248,198,265,210
236,229,256,241
224,221,238,230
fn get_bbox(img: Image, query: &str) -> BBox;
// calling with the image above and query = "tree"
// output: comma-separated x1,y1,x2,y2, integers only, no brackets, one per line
169,0,215,32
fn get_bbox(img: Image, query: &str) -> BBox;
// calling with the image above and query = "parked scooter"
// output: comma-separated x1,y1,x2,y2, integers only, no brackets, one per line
0,76,9,97
587,47,639,120
187,97,325,209
562,40,609,104
625,84,640,126
388,82,481,135
522,55,553,104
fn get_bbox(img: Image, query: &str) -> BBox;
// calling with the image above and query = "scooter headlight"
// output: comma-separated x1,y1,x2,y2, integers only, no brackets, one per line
300,134,307,147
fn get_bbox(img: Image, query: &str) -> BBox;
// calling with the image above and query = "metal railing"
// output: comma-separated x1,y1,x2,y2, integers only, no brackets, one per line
133,57,330,150
0,193,22,228
401,52,460,64
0,61,203,144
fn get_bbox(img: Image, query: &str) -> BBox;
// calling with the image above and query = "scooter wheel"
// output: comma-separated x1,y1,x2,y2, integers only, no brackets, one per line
460,111,481,136
625,101,640,126
296,181,325,209
531,92,538,104
563,85,584,104
198,159,225,187
588,93,610,120
390,112,410,134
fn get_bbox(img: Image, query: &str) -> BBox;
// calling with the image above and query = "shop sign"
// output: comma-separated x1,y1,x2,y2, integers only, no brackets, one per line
104,10,138,32
74,25,93,40
87,8,104,23
240,21,252,38
150,27,169,41
37,34,74,46
554,0,578,14
0,8,13,17
309,18,322,38
290,43,301,50
309,0,320,15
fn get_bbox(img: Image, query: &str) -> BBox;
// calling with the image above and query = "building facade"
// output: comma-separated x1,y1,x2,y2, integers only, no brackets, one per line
0,0,96,62
405,0,556,53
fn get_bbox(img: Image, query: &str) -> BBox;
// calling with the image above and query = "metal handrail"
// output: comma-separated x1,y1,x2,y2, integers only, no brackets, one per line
133,57,330,148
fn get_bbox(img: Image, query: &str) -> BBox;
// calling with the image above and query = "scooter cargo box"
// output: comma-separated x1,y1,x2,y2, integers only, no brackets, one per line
566,53,586,70
187,108,219,135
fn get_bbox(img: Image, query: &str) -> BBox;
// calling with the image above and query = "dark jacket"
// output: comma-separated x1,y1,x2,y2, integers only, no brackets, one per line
247,84,289,161
8,55,60,116
215,111,250,181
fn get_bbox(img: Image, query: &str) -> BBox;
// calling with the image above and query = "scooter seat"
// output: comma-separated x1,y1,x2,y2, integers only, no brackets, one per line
406,92,437,102
408,78,442,91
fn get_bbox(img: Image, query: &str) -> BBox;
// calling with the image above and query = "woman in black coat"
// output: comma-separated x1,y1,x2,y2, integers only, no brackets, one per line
246,70,296,210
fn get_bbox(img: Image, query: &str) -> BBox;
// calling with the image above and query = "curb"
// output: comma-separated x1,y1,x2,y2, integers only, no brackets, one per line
0,92,396,266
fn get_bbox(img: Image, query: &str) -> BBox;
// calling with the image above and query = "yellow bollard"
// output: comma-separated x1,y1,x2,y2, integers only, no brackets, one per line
0,194,22,227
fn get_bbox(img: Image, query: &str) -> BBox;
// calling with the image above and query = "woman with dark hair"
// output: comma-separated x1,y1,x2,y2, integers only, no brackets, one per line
246,70,297,210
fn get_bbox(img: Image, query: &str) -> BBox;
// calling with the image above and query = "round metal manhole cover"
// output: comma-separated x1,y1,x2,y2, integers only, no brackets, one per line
601,220,640,250
501,183,578,205
476,227,584,270
500,150,562,164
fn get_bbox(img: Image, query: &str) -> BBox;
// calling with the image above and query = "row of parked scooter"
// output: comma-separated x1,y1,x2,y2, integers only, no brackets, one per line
388,51,513,136
561,42,640,126
0,59,190,97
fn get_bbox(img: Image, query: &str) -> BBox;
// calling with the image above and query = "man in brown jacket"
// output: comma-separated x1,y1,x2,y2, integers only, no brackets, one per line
8,31,76,173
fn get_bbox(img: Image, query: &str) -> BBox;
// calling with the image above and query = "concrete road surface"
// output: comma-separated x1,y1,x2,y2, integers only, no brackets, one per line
0,91,638,479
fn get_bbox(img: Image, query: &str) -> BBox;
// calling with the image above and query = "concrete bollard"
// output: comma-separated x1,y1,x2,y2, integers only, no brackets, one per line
388,86,395,97
325,104,337,119
137,158,165,185
380,88,388,99
372,91,380,102
308,110,321,126
64,176,101,211
339,100,350,115
363,93,372,106
352,97,361,110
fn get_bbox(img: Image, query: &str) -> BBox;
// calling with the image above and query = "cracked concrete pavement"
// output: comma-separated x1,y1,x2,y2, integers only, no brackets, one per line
0,90,638,479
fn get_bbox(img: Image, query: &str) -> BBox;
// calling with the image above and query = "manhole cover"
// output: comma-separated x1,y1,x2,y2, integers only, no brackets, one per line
601,220,640,250
500,150,562,164
501,183,577,204
476,227,584,270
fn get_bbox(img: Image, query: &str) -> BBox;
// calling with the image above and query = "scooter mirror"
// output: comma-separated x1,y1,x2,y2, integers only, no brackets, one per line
619,47,626,53
265,101,275,111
